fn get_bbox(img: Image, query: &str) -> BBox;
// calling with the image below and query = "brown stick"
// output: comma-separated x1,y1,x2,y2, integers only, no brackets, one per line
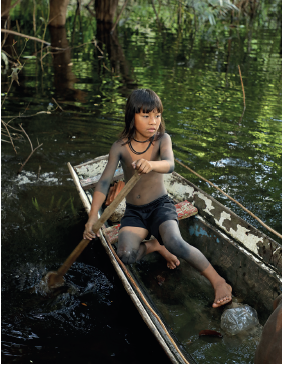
111,0,130,33
1,0,22,17
151,0,161,28
1,29,51,45
47,171,141,287
37,165,41,179
1,119,17,154
174,158,282,240
17,143,43,174
1,79,14,108
19,123,33,150
3,111,52,120
238,65,246,110
52,97,64,112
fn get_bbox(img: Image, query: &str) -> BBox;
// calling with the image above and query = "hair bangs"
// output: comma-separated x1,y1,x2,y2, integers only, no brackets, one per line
134,90,163,114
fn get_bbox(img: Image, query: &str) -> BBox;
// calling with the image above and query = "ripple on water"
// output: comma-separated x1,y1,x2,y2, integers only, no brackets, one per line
14,171,60,186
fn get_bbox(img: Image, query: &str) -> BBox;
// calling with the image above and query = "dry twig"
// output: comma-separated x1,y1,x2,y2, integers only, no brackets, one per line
111,0,130,33
2,111,52,121
1,119,17,154
102,62,110,72
151,0,161,28
238,65,246,110
19,123,33,150
18,143,43,174
238,65,246,124
1,79,14,108
17,124,43,174
52,98,64,112
1,29,51,45
1,0,22,18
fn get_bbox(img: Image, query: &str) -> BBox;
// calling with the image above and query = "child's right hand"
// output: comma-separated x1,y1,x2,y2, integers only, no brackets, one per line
83,216,100,240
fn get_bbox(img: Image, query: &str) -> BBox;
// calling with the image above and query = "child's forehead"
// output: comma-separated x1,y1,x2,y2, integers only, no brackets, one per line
138,107,160,114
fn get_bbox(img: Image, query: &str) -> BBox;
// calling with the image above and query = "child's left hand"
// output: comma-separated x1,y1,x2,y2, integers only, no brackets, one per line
132,159,153,174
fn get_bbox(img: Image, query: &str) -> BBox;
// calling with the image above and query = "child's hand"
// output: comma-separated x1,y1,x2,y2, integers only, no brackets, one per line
83,217,100,240
132,159,153,175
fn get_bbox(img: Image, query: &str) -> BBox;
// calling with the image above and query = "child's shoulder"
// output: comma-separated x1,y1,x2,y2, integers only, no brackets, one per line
158,132,172,143
161,132,171,139
111,139,123,147
109,139,125,154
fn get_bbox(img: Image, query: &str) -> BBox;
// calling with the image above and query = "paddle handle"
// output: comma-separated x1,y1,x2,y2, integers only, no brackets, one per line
92,171,140,233
55,171,141,278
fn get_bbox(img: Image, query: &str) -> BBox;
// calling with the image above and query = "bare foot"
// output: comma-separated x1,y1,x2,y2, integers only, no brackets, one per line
145,238,180,269
159,245,180,269
212,281,232,308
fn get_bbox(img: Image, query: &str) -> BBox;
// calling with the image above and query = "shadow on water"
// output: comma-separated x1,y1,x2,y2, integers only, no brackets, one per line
2,0,282,363
1,222,170,364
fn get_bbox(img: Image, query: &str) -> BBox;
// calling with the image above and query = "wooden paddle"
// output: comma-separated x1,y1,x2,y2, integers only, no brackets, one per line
46,171,141,289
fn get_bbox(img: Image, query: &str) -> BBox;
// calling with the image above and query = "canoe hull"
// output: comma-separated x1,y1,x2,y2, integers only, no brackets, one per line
179,215,280,320
68,155,282,363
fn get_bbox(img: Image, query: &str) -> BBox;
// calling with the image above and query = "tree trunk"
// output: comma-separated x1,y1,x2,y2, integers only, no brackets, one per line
95,0,118,23
1,0,14,55
49,0,70,27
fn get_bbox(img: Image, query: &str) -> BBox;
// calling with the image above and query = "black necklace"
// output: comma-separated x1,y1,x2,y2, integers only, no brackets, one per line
133,137,151,143
129,135,155,155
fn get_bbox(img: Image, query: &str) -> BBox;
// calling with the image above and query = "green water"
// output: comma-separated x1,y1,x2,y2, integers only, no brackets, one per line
1,0,282,363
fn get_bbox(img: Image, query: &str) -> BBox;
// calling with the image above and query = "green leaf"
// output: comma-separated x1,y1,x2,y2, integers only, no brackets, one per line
32,197,40,211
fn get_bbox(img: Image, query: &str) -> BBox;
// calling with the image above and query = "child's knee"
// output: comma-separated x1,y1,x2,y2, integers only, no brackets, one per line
117,247,138,264
164,237,188,256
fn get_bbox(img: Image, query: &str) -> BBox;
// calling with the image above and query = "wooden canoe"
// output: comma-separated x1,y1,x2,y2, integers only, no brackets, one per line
68,155,282,364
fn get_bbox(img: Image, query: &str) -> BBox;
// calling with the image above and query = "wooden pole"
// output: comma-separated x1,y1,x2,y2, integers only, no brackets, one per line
46,170,141,288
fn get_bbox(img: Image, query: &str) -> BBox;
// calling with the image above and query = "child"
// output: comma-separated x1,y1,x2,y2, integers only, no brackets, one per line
254,294,282,363
84,88,232,308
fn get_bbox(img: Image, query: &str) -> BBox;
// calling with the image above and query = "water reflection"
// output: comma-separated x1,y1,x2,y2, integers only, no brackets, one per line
49,25,87,103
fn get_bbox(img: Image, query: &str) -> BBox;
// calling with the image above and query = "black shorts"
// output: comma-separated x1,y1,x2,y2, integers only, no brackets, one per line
119,194,178,245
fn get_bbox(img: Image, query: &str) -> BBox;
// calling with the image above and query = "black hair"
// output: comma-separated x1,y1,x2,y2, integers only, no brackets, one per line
119,88,165,144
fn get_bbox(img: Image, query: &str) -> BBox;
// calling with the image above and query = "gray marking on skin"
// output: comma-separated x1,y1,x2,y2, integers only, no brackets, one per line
136,195,141,199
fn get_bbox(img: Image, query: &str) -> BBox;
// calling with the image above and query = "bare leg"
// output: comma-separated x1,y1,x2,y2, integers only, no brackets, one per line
144,238,180,269
117,227,180,269
159,220,232,308
117,227,148,264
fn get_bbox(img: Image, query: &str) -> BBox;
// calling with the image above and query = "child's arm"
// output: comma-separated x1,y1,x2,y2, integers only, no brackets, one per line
132,133,174,175
83,142,121,240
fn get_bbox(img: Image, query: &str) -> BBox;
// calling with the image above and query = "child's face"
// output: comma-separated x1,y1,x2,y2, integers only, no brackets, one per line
134,108,161,140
